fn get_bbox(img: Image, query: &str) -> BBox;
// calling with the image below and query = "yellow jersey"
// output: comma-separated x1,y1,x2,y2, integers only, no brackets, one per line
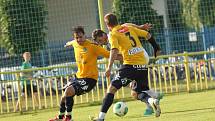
67,39,109,80
109,25,149,65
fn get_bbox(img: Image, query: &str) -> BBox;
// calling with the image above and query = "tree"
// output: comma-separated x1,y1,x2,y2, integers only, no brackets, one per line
0,0,47,55
112,0,164,55
199,0,215,27
112,0,163,32
181,0,215,30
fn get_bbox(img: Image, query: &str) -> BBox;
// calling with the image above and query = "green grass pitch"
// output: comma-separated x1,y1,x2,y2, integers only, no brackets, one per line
0,90,215,121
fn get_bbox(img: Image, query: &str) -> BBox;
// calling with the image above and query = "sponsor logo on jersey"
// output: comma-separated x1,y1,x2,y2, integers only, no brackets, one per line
117,26,129,33
128,47,144,55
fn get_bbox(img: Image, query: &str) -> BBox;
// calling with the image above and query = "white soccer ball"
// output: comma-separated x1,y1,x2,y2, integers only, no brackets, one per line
113,101,128,117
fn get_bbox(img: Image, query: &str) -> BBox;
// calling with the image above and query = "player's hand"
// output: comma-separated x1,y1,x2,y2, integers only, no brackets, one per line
105,68,111,77
64,41,72,48
64,44,70,48
140,23,152,31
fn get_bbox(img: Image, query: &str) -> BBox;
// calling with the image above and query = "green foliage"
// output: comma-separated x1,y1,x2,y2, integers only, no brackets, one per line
112,0,163,33
0,0,15,54
0,0,47,55
199,0,215,27
181,0,215,30
112,0,164,55
181,0,202,30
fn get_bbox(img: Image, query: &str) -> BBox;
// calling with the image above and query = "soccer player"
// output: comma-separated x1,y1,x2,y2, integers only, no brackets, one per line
92,13,162,121
92,23,152,47
49,26,111,121
91,27,163,116
16,52,38,111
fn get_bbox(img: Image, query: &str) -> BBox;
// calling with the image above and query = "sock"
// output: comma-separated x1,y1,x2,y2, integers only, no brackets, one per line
145,90,158,98
58,114,65,119
98,112,106,120
59,101,66,114
58,102,66,119
137,92,150,103
99,93,114,119
65,96,74,117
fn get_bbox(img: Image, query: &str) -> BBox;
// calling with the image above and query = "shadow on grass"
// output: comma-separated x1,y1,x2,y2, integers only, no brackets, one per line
163,107,215,114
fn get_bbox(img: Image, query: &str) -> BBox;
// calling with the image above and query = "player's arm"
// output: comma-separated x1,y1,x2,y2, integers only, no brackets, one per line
106,48,119,77
148,36,161,57
116,54,123,64
133,27,161,57
123,23,152,31
105,34,119,77
64,41,73,48
95,44,110,58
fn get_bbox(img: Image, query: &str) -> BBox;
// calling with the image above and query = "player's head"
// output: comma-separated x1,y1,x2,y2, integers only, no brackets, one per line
73,26,85,45
92,29,108,45
23,52,31,62
104,13,118,31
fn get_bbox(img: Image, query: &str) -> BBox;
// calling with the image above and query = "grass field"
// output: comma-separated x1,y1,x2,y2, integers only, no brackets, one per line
0,90,215,121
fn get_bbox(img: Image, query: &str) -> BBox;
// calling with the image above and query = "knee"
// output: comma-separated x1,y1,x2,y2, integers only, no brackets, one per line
131,91,138,99
107,85,117,94
65,86,75,97
61,95,66,102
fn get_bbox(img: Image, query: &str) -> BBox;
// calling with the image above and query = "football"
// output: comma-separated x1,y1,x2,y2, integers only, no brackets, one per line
113,101,128,117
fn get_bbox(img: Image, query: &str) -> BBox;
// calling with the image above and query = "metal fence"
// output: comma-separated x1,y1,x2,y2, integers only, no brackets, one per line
1,0,215,68
0,51,214,114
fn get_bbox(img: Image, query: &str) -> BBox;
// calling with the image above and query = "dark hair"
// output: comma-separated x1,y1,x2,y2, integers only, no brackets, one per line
104,13,118,27
92,29,106,41
73,26,85,34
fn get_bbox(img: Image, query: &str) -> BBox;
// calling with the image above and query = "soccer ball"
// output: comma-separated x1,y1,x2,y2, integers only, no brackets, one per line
113,101,128,117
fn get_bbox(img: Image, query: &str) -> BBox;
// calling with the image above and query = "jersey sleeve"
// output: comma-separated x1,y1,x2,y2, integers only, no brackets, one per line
95,45,110,58
65,40,74,46
131,26,149,39
109,33,119,50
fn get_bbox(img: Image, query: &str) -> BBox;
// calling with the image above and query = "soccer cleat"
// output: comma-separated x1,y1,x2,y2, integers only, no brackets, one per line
49,115,64,121
143,108,154,116
63,115,73,121
89,116,104,121
148,98,161,117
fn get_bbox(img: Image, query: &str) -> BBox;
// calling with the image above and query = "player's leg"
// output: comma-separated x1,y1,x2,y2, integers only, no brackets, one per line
49,95,66,121
130,90,154,116
63,85,75,121
133,66,161,117
64,78,96,121
58,95,66,120
99,84,118,119
145,89,164,101
49,82,75,121
130,81,154,116
92,66,134,121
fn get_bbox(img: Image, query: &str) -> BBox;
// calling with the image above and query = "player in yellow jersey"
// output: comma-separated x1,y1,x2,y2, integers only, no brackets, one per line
49,26,111,121
91,25,163,117
92,13,162,121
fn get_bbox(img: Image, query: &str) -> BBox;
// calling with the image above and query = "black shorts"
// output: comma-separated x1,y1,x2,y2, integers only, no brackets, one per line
22,84,37,96
64,78,97,96
111,64,149,93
